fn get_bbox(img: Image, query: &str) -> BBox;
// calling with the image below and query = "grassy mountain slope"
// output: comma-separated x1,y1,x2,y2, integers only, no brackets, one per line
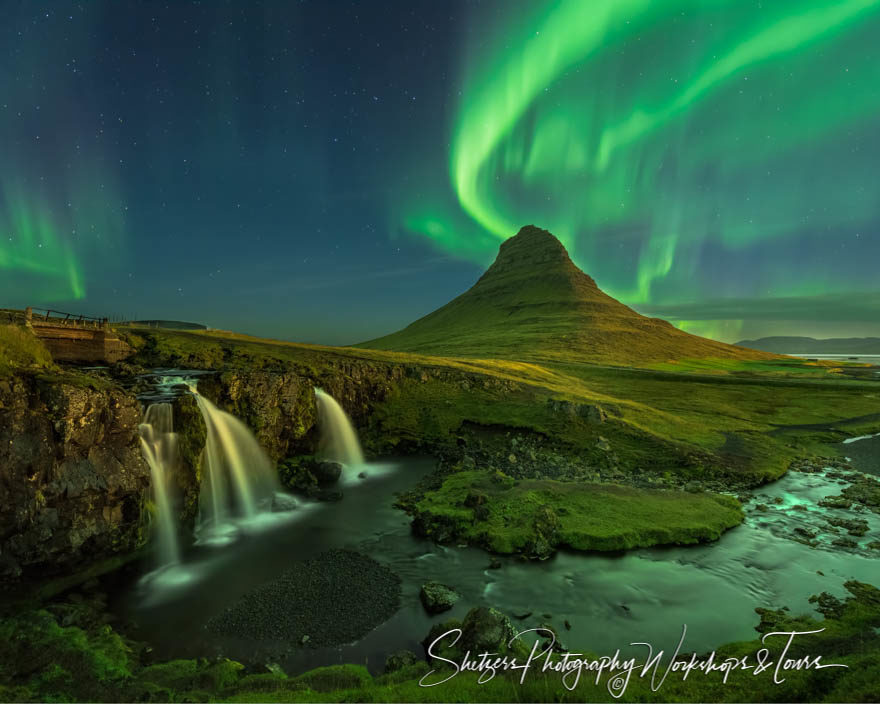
358,225,777,366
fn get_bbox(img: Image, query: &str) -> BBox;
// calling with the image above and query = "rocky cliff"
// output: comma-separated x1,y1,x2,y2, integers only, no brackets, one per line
0,373,150,581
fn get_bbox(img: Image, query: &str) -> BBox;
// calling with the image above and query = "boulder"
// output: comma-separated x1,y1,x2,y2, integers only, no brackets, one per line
460,607,518,654
419,581,460,614
314,461,342,484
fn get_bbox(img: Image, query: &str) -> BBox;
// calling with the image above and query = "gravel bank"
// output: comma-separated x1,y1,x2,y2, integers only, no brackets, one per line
206,549,400,647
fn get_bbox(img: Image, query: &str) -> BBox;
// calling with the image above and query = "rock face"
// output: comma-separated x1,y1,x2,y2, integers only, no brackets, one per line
0,373,150,581
196,371,315,463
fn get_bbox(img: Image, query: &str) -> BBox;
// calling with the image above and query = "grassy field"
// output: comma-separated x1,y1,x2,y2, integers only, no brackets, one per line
3,319,875,481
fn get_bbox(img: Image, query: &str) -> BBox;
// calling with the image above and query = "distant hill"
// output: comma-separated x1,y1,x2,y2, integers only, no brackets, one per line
736,336,880,354
129,320,207,331
358,225,777,366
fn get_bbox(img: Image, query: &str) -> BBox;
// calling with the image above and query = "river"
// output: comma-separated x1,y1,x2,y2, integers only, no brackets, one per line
112,435,879,676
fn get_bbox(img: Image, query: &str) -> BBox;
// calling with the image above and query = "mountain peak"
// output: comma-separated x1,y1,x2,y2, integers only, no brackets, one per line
358,225,776,366
489,225,574,272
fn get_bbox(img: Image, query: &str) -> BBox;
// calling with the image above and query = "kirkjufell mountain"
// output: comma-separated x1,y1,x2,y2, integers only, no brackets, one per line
359,225,776,365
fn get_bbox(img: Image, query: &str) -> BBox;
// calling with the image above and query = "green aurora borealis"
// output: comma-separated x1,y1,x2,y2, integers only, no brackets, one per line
406,0,880,340
1,1,878,342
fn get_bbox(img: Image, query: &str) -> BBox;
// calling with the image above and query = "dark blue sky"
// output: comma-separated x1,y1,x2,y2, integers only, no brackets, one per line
1,0,488,344
2,1,879,344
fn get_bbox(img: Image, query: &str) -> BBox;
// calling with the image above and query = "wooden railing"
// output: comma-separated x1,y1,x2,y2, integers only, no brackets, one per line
26,307,109,329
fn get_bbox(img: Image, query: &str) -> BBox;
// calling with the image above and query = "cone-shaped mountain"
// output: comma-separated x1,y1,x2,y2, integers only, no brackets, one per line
359,226,775,365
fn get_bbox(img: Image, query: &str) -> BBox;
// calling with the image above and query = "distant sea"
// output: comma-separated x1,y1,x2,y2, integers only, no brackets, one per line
787,353,880,365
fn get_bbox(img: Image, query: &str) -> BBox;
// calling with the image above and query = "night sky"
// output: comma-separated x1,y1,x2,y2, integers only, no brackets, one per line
2,1,879,345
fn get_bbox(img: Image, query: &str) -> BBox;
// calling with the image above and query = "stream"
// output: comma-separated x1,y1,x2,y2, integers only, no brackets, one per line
113,437,880,676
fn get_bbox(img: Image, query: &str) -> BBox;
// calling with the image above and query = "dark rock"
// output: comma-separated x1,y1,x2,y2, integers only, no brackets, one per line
358,471,367,479
577,404,606,423
488,557,502,570
831,537,859,549
0,374,151,581
527,505,560,559
419,581,460,614
842,475,880,511
819,495,852,509
826,516,869,536
460,607,517,654
314,461,342,484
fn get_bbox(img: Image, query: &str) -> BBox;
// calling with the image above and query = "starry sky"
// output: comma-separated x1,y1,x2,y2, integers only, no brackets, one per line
1,1,879,345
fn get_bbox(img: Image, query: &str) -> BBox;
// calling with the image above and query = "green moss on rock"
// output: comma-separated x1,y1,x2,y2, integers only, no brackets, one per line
412,470,743,557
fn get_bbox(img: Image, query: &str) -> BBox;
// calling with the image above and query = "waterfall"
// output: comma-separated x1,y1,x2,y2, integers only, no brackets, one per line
138,403,181,568
314,388,364,467
190,387,280,538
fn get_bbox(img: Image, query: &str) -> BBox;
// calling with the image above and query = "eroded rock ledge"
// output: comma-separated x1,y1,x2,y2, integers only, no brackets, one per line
0,373,149,581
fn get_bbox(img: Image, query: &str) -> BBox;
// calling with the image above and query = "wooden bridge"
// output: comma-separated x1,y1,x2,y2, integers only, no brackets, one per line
21,307,133,364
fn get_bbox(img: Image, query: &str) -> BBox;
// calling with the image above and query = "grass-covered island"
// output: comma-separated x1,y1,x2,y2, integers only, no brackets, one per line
2,228,879,702
408,470,744,556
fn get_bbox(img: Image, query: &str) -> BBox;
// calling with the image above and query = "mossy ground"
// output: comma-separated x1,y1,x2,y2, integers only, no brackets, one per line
412,470,744,554
0,322,53,377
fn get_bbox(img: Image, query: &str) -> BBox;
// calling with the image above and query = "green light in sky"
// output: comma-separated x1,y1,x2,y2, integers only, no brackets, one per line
0,189,86,301
0,171,126,304
408,0,880,314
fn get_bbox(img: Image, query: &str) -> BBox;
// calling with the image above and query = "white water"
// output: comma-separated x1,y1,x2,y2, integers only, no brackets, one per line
191,388,281,542
138,403,181,568
843,432,880,444
315,388,364,467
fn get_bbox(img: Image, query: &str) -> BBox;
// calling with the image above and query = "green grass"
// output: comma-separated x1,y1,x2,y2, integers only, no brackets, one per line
412,470,744,554
123,326,880,485
0,323,53,377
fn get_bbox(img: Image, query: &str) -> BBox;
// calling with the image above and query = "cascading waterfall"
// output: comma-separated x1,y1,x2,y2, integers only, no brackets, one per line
314,388,364,467
190,385,281,539
138,403,181,568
